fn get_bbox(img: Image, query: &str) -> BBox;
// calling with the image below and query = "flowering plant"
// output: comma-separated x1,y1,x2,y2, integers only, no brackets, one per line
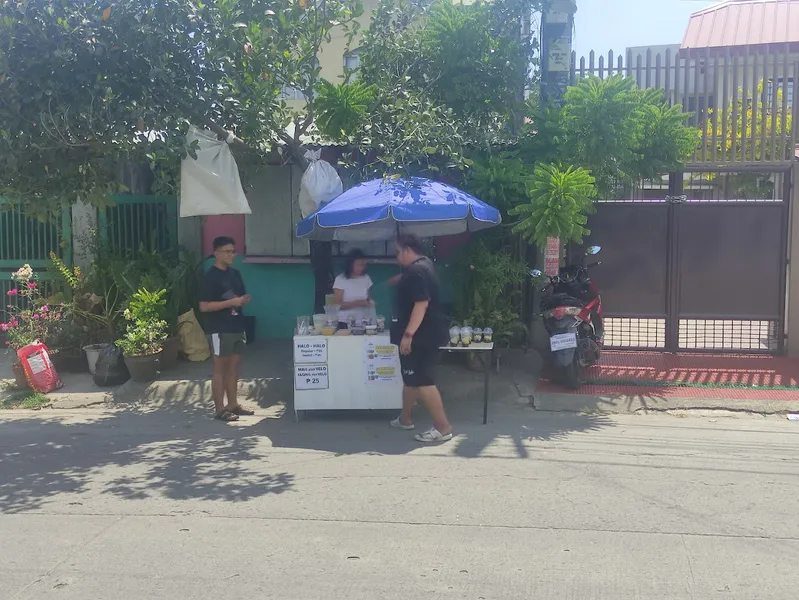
115,288,168,357
2,265,66,354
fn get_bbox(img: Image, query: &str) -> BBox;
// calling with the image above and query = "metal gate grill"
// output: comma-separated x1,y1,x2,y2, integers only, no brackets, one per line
577,169,789,354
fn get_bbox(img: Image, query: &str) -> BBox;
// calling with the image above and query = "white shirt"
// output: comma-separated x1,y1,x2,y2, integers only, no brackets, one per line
333,274,373,322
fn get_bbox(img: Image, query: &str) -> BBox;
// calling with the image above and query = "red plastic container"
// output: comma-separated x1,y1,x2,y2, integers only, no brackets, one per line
17,342,64,393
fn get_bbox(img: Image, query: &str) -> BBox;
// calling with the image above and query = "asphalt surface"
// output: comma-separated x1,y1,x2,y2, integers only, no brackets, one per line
2,404,798,599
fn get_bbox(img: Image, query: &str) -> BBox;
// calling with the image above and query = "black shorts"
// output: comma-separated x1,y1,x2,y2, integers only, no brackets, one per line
400,345,438,387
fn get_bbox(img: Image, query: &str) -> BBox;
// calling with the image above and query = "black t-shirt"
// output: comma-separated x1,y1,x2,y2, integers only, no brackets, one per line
391,257,447,349
200,266,247,334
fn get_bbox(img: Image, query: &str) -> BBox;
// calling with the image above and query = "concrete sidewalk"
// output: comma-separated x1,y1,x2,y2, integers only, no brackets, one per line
0,342,541,420
4,342,799,416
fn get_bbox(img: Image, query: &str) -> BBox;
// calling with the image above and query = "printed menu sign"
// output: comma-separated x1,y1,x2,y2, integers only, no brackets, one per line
295,364,329,390
294,338,328,364
364,341,400,384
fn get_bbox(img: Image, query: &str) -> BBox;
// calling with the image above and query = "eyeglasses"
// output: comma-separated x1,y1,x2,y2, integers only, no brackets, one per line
217,249,236,255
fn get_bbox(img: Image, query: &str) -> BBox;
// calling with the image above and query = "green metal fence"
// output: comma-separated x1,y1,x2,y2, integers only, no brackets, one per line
0,200,71,326
98,196,178,256
0,201,71,270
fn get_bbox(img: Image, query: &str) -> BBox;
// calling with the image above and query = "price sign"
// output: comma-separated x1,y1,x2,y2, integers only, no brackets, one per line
295,365,329,390
294,338,328,364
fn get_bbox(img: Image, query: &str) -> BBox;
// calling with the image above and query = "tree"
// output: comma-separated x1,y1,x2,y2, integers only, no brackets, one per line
505,75,697,247
522,75,698,196
705,79,794,163
509,163,597,248
314,0,539,177
0,0,363,214
702,80,793,200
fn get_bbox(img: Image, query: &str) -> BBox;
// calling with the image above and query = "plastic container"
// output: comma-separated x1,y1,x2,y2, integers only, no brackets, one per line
376,315,386,332
324,304,340,324
483,327,493,343
449,326,461,346
296,316,310,336
473,328,483,343
365,325,377,335
460,326,473,347
313,314,326,331
320,319,337,336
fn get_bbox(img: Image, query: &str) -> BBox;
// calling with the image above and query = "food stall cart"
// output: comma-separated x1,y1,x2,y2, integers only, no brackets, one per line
292,333,403,421
293,177,502,420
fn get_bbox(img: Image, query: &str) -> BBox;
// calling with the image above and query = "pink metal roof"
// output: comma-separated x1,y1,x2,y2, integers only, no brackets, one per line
682,0,799,50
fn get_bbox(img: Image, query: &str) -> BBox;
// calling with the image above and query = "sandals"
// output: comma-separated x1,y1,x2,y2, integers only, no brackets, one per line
390,417,415,430
414,428,453,443
215,410,239,422
229,405,255,416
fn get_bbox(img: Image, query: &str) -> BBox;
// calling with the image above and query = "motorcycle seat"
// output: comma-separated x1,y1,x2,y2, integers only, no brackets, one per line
542,294,585,309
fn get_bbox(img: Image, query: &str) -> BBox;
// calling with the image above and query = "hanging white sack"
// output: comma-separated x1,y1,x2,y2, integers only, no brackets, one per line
180,125,252,217
298,149,343,218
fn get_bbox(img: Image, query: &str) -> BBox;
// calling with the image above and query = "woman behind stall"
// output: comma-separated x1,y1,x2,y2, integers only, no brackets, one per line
333,248,373,328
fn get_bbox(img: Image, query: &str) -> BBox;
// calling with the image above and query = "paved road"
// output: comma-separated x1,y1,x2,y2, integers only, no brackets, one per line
1,404,798,599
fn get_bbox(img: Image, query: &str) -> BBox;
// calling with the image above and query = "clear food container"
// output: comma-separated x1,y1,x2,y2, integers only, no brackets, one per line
449,326,461,346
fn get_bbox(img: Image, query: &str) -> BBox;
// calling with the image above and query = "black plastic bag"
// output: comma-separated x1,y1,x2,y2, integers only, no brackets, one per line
93,344,130,387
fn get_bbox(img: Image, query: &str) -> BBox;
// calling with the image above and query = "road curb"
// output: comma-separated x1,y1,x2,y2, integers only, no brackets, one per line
533,391,799,415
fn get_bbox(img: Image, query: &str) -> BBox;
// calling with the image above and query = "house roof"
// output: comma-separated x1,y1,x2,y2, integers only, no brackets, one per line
682,0,799,50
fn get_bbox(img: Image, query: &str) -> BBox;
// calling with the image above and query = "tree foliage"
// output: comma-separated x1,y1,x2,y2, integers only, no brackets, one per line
0,0,362,212
509,163,597,248
315,0,539,176
523,75,698,194
705,79,793,163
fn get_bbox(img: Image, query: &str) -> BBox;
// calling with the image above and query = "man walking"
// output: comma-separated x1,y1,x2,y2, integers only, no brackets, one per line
390,234,452,442
199,236,254,422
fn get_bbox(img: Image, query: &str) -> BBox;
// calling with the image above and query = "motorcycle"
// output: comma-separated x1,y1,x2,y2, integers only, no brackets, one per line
531,246,604,389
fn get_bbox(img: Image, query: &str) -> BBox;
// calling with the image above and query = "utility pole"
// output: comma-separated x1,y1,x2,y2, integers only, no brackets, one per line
529,0,578,351
540,0,577,106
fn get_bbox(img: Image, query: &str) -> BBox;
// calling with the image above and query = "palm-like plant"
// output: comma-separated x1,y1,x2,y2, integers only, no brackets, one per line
510,164,597,248
315,80,377,142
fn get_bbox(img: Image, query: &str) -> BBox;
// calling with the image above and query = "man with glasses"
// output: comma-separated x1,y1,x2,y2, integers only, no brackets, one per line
199,236,253,422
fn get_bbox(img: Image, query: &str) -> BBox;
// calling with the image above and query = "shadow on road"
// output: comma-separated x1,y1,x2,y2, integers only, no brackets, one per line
0,344,619,513
0,412,295,514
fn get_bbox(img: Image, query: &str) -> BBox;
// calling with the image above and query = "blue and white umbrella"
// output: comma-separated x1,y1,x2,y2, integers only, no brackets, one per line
296,177,501,242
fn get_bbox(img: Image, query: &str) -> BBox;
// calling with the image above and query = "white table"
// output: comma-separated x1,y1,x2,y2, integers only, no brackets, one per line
439,342,495,424
293,334,403,420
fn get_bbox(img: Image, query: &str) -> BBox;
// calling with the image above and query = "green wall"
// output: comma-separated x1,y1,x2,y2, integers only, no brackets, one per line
235,261,401,339
206,259,453,339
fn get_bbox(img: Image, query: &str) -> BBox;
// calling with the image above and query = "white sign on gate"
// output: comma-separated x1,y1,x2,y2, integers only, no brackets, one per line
293,338,328,364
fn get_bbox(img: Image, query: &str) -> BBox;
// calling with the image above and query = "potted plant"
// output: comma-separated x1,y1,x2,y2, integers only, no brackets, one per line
160,254,199,370
1,265,68,388
49,251,118,373
115,288,168,382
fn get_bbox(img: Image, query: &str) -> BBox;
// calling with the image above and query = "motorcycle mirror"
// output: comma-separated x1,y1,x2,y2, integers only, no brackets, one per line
530,269,543,278
586,246,601,256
